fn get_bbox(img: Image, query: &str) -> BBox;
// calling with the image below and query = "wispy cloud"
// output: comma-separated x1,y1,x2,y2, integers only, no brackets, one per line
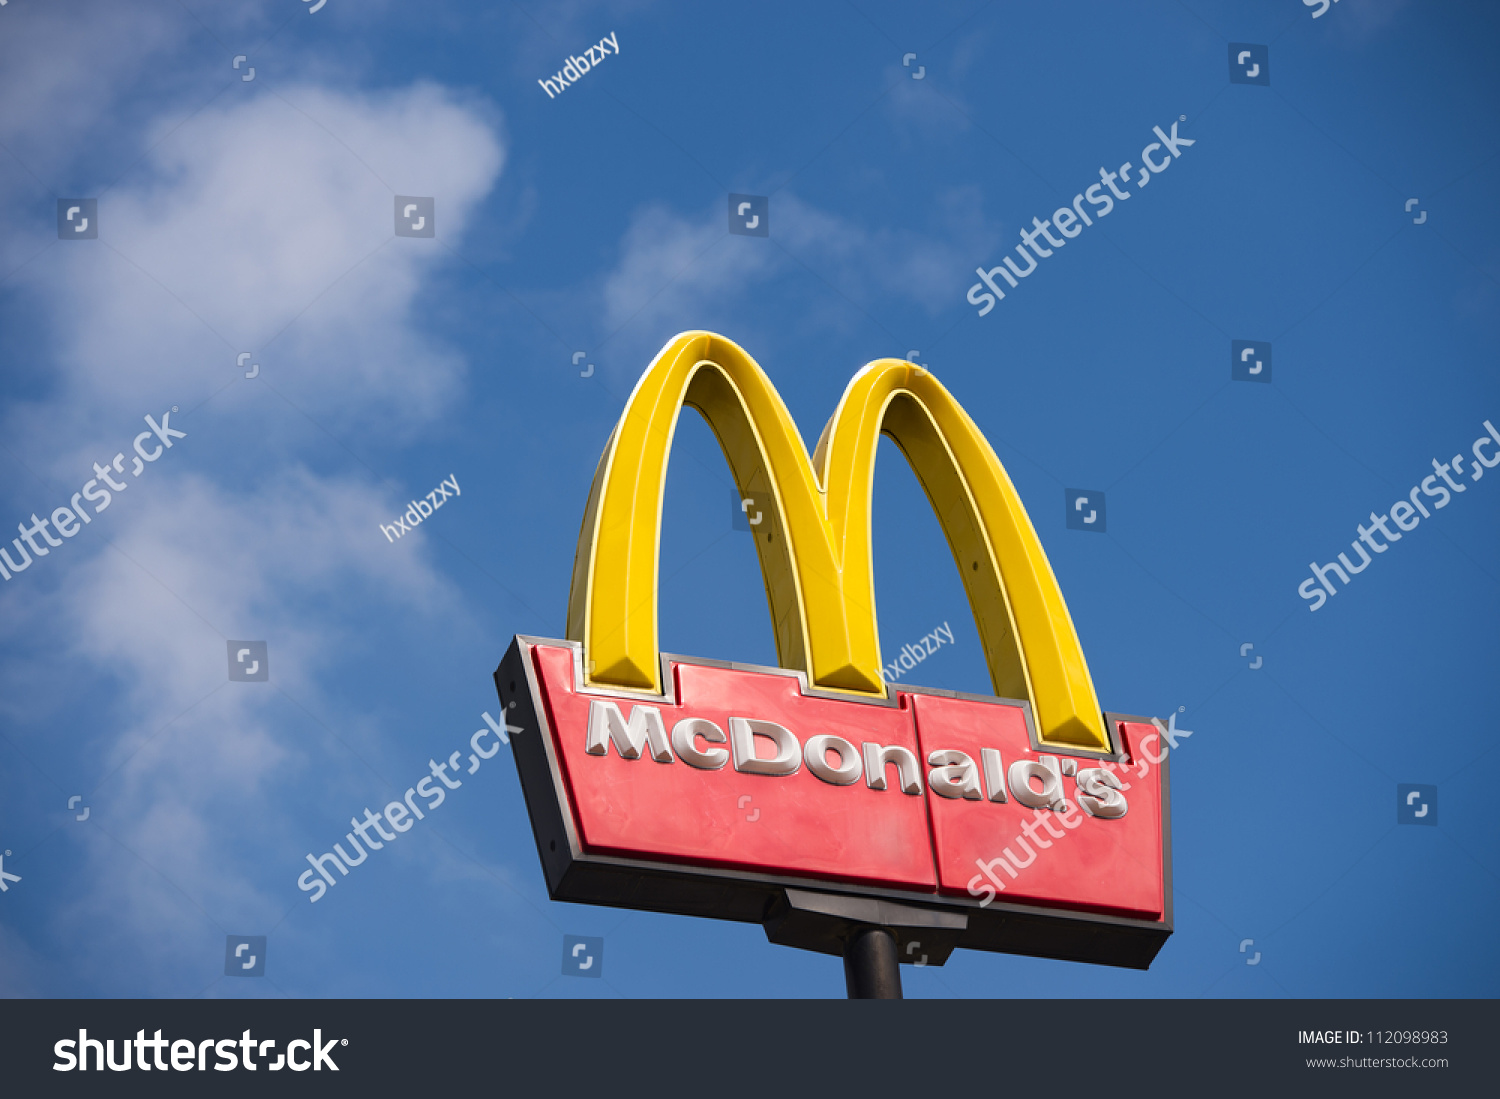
0,30,506,993
599,189,1000,352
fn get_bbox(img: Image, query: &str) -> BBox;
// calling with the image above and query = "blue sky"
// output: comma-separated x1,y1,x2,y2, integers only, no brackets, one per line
0,0,1496,999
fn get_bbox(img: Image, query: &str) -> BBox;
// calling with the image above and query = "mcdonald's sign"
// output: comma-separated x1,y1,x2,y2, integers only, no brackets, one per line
495,332,1171,970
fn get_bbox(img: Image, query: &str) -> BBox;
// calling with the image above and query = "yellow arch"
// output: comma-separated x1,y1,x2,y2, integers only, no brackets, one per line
566,331,1108,751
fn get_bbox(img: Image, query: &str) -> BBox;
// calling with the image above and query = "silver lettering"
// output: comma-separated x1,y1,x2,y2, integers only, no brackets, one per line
1076,767,1128,818
927,749,982,799
584,699,673,762
730,717,800,776
671,717,728,769
861,742,922,794
1008,755,1066,810
804,734,862,785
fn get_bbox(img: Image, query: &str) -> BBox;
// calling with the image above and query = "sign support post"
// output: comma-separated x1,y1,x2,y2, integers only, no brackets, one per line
843,927,902,999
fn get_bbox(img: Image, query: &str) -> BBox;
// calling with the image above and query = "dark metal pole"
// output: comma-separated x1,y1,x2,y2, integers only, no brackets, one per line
843,926,903,999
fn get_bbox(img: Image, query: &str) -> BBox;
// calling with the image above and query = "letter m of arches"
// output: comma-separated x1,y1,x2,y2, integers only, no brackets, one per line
566,331,1109,752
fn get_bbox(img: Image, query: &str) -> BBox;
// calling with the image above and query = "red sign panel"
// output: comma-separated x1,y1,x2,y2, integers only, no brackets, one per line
911,692,1163,919
536,645,934,890
524,641,1165,925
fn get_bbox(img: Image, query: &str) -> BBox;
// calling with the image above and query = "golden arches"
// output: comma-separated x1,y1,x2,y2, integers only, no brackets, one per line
565,331,1108,751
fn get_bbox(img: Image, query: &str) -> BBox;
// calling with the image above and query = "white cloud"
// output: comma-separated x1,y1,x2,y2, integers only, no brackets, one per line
602,201,779,336
16,81,504,460
0,49,506,992
66,468,454,712
19,466,466,993
600,190,999,344
778,190,994,314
